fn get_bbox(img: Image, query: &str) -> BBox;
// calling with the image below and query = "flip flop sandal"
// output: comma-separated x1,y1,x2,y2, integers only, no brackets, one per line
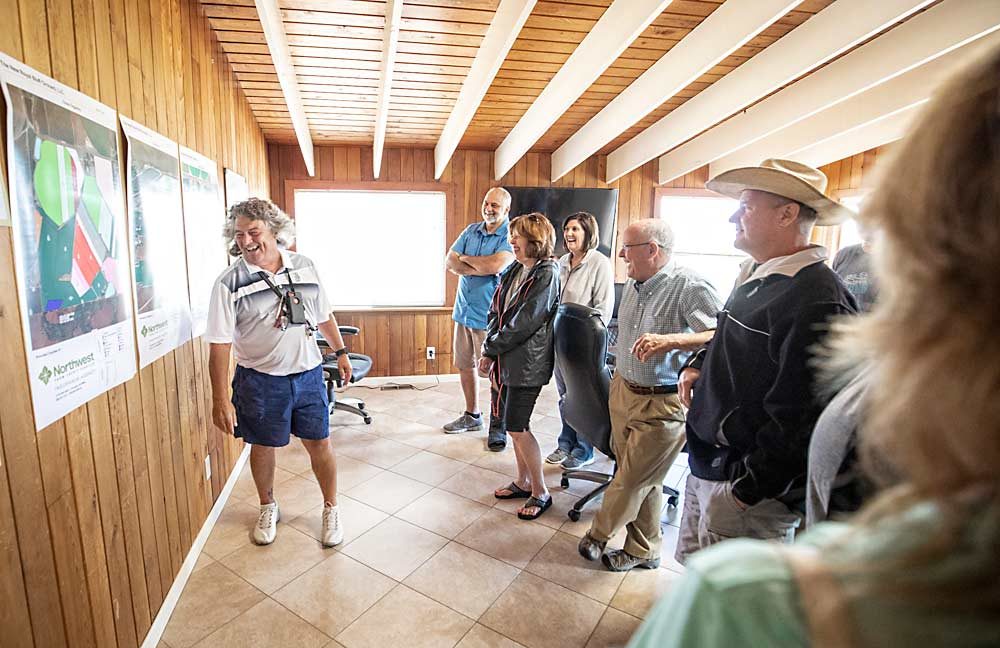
517,495,553,520
494,482,531,500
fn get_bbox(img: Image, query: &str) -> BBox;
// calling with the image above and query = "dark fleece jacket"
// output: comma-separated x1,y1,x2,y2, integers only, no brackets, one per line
684,260,857,506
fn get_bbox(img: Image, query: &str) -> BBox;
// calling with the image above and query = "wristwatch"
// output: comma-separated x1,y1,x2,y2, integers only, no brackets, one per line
333,347,348,358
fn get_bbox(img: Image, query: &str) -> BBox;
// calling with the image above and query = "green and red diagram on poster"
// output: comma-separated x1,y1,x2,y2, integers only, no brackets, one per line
1,52,136,431
33,138,121,315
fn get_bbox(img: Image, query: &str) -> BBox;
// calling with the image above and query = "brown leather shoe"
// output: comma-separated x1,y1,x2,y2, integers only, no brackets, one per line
601,549,660,572
578,531,607,561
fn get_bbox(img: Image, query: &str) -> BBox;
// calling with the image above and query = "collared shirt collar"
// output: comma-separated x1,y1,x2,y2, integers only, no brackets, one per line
634,259,677,291
738,245,828,285
478,216,509,236
242,247,293,276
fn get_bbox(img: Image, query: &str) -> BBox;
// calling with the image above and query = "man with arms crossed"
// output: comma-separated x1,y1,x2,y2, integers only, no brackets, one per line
578,219,721,572
207,198,353,547
676,160,857,563
443,187,515,451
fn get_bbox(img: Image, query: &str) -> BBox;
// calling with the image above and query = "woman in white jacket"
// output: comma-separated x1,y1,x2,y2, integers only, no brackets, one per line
546,212,615,469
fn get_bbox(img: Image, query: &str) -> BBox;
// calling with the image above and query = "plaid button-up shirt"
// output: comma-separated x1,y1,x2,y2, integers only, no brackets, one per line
616,261,722,387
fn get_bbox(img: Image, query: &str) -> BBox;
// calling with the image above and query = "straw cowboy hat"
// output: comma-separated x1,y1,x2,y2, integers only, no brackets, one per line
706,158,854,226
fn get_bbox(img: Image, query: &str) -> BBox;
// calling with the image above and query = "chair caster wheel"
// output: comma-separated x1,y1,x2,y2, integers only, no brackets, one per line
667,495,679,508
363,417,372,425
567,509,581,522
560,477,570,489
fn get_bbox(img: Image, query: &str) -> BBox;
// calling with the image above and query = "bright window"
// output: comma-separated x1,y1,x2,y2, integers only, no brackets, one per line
837,194,867,250
658,194,746,296
294,189,446,308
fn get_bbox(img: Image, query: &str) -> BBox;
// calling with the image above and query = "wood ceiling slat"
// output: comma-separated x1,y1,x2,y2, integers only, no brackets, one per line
472,0,835,152
203,0,838,149
240,70,471,84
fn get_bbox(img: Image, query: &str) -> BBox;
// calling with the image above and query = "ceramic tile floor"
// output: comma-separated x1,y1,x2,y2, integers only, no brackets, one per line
160,380,689,648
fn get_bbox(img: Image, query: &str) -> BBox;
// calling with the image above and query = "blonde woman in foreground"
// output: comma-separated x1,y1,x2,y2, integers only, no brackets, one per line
628,45,1000,648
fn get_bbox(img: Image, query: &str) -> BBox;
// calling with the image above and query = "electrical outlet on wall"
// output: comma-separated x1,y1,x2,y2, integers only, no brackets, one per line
204,455,211,481
426,346,436,360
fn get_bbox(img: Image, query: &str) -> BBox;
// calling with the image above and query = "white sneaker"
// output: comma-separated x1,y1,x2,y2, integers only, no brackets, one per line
321,504,344,547
251,502,280,545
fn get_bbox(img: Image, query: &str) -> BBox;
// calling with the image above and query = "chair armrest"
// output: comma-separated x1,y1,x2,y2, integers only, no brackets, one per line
339,326,360,336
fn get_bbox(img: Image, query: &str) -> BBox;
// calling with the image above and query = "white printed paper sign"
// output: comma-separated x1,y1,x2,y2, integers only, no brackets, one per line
0,53,137,431
179,146,227,337
121,116,192,367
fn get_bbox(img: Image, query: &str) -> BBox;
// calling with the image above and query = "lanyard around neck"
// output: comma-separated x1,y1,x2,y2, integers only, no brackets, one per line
258,267,294,299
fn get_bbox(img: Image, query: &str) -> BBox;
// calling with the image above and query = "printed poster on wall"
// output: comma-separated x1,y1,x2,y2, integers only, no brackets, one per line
180,146,227,337
121,117,192,367
223,167,249,211
0,53,137,431
0,165,11,226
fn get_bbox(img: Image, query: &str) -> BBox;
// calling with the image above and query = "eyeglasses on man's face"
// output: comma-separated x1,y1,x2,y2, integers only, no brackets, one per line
620,240,655,250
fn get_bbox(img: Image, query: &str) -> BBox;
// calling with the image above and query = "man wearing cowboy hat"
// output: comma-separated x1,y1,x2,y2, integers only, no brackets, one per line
674,159,858,563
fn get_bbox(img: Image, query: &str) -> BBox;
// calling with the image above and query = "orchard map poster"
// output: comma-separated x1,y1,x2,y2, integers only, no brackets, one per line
180,146,226,337
1,53,136,431
121,117,193,367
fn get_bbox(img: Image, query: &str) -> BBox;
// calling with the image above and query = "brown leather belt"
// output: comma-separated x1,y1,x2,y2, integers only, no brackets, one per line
623,379,678,395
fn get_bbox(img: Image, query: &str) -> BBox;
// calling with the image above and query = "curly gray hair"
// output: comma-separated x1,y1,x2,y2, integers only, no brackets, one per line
222,198,296,257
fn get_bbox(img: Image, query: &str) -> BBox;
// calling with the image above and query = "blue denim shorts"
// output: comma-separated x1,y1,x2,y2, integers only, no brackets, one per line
232,364,329,447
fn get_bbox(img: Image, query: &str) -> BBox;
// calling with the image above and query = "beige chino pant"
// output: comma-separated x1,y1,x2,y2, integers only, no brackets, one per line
591,374,687,559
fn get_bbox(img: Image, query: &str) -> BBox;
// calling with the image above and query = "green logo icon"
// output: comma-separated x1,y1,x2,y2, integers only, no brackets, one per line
141,325,148,337
38,366,53,385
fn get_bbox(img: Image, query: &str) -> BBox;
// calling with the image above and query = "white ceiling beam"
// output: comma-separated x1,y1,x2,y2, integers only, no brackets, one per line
550,0,802,183
605,0,937,183
709,102,925,178
493,0,671,181
254,0,314,176
657,0,1000,184
790,106,919,170
434,0,537,179
708,32,1000,176
373,0,404,179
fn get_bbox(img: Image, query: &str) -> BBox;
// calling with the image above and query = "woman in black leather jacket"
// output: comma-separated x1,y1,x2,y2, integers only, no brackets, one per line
478,213,561,520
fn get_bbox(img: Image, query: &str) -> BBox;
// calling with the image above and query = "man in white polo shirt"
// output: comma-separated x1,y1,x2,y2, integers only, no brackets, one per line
206,198,352,547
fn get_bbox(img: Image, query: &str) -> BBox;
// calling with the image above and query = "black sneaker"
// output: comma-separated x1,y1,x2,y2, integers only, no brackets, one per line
561,455,595,470
487,429,507,452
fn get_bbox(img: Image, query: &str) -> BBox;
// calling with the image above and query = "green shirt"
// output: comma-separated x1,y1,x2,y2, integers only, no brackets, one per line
629,493,1000,648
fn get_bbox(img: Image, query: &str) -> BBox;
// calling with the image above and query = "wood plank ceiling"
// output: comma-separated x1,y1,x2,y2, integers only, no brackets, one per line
200,0,969,168
205,0,498,145
462,0,836,152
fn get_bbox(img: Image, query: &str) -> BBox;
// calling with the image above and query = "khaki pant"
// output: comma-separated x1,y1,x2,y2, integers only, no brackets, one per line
591,374,687,559
674,473,801,565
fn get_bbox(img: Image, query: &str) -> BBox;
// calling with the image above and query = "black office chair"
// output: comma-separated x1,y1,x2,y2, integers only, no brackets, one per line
317,326,374,425
554,303,680,521
605,282,624,367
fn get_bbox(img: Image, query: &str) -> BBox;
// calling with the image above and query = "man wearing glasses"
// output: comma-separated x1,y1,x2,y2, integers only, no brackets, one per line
578,218,722,572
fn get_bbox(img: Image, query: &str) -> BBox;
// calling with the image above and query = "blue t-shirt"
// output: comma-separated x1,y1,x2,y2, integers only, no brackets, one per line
451,219,513,330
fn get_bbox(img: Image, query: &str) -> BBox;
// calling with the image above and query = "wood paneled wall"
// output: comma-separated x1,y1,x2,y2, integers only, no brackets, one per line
820,146,888,197
0,1,269,647
266,143,892,379
268,144,659,377
814,146,889,249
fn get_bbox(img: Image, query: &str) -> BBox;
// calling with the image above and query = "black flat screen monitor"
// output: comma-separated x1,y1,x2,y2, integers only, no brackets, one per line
504,186,619,259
